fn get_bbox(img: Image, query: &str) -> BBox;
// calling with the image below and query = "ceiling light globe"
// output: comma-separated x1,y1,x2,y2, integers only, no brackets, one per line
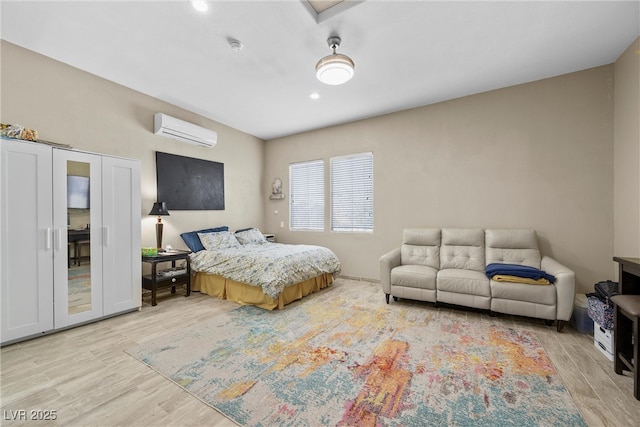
190,0,208,12
316,54,355,85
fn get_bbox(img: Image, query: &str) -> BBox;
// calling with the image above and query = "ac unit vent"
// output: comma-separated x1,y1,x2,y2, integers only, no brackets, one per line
153,113,217,148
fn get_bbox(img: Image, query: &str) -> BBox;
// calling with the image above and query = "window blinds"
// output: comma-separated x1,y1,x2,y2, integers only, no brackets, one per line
289,160,324,231
330,152,373,232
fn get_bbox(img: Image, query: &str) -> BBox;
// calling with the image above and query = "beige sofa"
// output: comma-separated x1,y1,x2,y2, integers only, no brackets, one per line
379,228,576,332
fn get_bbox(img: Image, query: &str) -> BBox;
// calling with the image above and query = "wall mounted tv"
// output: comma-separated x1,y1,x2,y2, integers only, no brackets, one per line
67,175,90,209
156,151,225,210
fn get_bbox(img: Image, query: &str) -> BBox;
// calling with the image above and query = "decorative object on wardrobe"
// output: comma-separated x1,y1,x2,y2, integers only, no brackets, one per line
149,202,170,251
315,36,355,85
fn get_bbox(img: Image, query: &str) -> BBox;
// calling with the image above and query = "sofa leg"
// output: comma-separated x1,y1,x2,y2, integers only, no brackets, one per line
385,294,390,304
556,320,566,333
488,311,497,317
544,319,554,327
393,296,398,302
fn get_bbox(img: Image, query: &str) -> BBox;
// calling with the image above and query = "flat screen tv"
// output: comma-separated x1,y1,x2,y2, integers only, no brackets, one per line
156,151,225,210
67,175,90,209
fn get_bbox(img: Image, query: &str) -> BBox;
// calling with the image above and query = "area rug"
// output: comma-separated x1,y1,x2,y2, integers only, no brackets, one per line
126,289,586,427
68,264,91,313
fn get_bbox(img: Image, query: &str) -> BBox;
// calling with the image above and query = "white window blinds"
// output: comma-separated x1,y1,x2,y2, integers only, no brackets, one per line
330,152,373,232
289,160,324,231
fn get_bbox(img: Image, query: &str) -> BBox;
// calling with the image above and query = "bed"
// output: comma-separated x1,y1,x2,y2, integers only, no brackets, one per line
181,227,341,310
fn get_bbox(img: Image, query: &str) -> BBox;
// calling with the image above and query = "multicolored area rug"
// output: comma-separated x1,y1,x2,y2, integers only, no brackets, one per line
126,290,586,426
68,264,91,314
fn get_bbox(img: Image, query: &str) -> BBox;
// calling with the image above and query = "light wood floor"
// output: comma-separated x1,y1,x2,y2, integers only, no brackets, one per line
2,278,639,426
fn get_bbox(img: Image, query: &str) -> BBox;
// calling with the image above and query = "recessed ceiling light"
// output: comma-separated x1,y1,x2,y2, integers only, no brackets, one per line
310,92,320,100
190,0,208,12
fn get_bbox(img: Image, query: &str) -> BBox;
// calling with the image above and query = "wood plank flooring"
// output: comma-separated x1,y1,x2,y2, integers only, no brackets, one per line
2,278,639,426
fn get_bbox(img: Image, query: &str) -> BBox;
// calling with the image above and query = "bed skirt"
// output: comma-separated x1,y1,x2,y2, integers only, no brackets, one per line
192,272,334,310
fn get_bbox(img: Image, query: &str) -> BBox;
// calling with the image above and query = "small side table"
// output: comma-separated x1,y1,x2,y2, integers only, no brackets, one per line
142,250,191,306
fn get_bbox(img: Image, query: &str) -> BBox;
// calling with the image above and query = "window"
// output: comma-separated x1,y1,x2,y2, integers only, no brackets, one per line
330,152,373,232
289,160,324,231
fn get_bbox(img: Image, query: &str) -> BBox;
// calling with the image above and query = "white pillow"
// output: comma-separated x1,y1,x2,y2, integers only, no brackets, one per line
198,231,241,250
235,228,267,245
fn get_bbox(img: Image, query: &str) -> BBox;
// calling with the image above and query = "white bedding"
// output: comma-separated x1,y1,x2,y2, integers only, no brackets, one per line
189,242,341,299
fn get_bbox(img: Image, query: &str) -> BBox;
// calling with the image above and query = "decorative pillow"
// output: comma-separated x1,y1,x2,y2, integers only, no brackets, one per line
180,226,228,252
198,231,241,250
235,228,267,245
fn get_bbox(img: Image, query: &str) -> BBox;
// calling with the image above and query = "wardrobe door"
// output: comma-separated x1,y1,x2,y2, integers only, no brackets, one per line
52,149,103,328
1,139,54,344
102,156,141,315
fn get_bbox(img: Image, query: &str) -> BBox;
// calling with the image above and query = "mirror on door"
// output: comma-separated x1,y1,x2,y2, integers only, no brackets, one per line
67,160,91,315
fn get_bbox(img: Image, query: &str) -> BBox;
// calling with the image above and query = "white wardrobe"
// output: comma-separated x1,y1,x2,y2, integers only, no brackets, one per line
1,138,141,345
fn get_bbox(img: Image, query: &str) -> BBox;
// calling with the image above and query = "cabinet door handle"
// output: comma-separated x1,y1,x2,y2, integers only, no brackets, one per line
45,228,52,250
103,227,109,247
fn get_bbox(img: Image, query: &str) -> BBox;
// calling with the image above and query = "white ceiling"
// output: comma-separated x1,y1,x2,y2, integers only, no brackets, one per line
1,1,639,140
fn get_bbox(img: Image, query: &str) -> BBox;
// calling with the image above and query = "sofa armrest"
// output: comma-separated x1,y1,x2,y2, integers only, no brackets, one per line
542,256,576,321
380,248,401,294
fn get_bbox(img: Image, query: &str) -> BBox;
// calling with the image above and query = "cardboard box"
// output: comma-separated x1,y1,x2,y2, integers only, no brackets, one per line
594,321,614,362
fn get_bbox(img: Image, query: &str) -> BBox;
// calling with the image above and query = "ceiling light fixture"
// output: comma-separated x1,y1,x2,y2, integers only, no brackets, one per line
315,36,355,85
190,0,208,12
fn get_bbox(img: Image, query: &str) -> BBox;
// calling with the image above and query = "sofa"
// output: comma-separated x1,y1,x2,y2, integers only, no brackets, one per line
379,228,576,332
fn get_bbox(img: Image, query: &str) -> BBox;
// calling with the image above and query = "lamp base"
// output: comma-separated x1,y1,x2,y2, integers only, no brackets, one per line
156,222,164,251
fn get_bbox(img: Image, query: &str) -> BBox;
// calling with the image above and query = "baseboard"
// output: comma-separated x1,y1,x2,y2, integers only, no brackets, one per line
336,274,380,283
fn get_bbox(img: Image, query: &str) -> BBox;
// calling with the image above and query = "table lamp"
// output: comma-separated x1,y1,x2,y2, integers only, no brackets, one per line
149,202,170,251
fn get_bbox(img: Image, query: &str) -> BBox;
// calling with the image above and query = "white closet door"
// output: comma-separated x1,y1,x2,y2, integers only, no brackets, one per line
1,139,54,343
102,156,141,315
52,149,103,328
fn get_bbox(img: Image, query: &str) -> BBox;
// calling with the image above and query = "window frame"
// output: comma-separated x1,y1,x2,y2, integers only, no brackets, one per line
330,152,374,233
289,159,325,231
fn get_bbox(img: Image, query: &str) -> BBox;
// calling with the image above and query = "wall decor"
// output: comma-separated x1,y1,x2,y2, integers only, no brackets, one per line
269,177,285,200
156,151,224,210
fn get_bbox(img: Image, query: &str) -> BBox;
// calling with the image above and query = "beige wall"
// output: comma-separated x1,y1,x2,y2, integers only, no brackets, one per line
613,37,640,274
265,65,615,293
3,39,631,295
1,41,265,250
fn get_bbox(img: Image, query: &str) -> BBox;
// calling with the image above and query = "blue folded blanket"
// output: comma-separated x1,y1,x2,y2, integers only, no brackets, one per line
485,263,555,283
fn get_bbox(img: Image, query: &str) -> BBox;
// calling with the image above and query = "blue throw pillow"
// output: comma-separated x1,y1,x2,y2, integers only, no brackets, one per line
180,226,229,252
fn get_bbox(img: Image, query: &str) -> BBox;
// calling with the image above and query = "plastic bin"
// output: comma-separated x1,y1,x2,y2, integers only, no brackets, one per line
572,293,594,334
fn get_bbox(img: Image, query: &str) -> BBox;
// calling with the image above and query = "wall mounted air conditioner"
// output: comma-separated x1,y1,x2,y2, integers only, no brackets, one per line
153,113,217,148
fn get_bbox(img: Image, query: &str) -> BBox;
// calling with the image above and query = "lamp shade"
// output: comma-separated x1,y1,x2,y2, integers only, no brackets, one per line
316,53,355,85
148,202,170,216
315,36,355,86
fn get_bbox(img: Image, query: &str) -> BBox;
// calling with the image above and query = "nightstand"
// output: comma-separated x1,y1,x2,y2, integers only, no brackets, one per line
142,250,191,306
263,233,276,243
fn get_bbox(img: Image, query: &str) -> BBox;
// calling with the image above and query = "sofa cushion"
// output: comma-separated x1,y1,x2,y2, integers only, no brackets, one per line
485,229,541,268
437,269,491,297
490,279,557,305
401,228,440,268
440,228,485,272
391,265,437,290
